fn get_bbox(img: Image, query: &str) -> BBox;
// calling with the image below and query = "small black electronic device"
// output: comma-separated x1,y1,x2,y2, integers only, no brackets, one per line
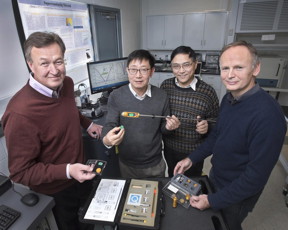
0,204,21,229
162,174,201,209
21,193,39,207
86,159,107,175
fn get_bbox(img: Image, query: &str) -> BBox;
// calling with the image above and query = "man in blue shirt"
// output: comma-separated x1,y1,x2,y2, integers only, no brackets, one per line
174,41,287,230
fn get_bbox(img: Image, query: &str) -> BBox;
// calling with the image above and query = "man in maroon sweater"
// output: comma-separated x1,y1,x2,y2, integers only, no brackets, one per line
1,32,102,230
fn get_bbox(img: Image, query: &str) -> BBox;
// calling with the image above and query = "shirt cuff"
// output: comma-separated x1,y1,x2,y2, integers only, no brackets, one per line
86,122,93,131
66,164,72,179
104,144,113,149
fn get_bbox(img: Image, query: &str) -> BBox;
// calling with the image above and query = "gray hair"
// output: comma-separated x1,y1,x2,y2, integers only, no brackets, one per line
24,31,66,63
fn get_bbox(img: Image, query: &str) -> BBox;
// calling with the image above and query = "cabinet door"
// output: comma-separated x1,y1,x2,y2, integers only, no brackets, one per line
147,15,183,50
183,13,205,50
147,16,165,49
204,13,227,50
164,15,184,49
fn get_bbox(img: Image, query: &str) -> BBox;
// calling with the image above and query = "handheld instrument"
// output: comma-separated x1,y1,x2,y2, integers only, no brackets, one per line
121,111,216,123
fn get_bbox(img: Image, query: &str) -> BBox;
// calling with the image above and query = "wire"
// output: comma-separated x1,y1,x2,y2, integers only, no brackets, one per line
0,171,24,198
11,181,24,198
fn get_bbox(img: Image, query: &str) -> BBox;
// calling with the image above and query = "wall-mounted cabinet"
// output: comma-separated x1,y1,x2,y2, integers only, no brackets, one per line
146,15,183,50
236,0,288,33
183,12,228,50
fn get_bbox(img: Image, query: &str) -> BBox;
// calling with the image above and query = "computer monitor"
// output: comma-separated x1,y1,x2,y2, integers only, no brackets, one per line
87,58,129,97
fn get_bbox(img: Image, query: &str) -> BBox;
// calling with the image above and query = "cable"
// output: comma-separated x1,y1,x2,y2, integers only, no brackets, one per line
0,171,24,198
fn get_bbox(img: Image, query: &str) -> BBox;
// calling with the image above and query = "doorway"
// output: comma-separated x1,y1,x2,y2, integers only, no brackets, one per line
89,5,122,61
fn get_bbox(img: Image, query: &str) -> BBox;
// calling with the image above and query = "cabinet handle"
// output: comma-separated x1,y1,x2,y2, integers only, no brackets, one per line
276,64,280,76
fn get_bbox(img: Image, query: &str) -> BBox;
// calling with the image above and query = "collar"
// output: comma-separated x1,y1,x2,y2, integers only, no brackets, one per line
29,73,63,98
175,76,198,90
129,83,151,101
227,83,260,104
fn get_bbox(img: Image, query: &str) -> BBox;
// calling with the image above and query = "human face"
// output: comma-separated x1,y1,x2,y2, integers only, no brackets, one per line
171,54,197,87
127,59,154,96
27,43,66,90
220,46,260,98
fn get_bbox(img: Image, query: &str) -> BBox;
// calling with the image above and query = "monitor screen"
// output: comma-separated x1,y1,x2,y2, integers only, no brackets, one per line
87,57,129,95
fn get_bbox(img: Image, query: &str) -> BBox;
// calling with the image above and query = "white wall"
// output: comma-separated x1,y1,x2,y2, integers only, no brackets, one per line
0,0,30,116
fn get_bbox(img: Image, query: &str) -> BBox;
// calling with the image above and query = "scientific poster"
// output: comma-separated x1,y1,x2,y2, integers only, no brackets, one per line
17,0,94,72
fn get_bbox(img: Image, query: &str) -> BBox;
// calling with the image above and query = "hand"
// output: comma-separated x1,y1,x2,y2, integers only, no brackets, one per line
103,126,125,146
173,157,192,175
165,115,181,131
87,123,103,139
196,116,208,135
190,194,210,210
69,163,96,183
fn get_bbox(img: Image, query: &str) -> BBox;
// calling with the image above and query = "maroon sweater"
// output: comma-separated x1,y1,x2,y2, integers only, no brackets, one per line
2,77,92,194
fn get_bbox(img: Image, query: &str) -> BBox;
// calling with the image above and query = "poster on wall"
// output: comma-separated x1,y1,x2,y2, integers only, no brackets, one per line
16,0,94,82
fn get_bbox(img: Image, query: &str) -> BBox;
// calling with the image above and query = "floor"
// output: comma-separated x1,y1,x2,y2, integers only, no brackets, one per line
203,132,288,230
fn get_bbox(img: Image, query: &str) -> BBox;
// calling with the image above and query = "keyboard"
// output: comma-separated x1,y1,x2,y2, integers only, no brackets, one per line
0,205,21,230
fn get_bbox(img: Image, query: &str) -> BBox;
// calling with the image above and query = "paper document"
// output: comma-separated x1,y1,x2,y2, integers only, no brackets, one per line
84,179,126,222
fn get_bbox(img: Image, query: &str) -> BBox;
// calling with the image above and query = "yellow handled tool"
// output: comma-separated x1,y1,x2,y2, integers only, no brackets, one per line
121,111,167,119
121,112,141,118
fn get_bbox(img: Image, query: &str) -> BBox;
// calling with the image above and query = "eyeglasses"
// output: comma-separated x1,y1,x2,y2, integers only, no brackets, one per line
171,62,194,72
127,68,151,75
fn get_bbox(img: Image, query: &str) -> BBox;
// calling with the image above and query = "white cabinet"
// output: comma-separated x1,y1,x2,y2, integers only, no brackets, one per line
183,12,227,50
146,15,183,50
150,72,174,87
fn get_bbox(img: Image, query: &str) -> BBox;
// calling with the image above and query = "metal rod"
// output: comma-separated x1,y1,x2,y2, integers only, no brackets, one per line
140,114,216,123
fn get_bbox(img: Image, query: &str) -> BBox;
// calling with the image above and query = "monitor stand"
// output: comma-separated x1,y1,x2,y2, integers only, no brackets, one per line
98,91,111,105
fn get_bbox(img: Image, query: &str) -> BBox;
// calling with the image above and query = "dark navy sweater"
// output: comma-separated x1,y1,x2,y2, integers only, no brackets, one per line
189,86,287,210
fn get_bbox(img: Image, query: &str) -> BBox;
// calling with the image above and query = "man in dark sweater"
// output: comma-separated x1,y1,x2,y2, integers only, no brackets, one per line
102,49,180,178
161,46,219,177
174,41,287,230
2,32,102,230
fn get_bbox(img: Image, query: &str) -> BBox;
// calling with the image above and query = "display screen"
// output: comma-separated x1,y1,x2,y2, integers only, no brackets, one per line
87,58,129,94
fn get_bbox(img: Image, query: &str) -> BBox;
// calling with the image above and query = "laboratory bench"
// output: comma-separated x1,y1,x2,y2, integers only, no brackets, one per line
79,176,229,230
